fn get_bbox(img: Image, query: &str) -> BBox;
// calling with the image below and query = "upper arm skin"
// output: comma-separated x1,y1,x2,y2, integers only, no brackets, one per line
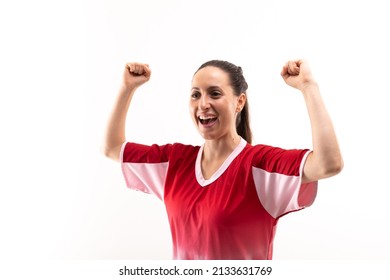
102,143,123,163
302,151,344,184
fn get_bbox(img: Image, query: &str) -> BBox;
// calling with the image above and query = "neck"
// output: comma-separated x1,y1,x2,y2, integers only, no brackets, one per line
203,134,241,162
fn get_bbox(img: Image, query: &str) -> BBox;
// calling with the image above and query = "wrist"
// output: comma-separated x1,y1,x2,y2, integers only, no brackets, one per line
299,81,319,94
119,84,137,95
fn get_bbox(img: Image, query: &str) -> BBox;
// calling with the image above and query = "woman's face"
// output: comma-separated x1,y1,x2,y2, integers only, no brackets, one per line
190,66,245,140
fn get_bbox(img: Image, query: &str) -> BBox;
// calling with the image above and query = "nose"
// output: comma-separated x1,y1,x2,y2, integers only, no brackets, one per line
199,94,210,110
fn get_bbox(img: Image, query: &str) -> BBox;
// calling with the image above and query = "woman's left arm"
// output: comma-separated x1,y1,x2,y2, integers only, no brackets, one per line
281,59,344,183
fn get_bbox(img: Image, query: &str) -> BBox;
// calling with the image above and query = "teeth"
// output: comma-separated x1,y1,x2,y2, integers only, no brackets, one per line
199,116,216,120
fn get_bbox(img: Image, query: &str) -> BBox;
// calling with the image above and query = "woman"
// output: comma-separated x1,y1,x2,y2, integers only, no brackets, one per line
102,59,343,260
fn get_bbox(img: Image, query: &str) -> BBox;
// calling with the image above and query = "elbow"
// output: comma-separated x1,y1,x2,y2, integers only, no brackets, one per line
323,156,344,178
101,145,112,158
101,146,111,158
101,144,121,162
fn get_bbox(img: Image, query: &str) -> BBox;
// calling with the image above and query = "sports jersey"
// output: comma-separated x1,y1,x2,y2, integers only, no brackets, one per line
120,137,318,260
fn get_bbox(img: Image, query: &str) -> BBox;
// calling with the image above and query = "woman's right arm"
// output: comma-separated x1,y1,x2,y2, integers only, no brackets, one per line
102,62,151,162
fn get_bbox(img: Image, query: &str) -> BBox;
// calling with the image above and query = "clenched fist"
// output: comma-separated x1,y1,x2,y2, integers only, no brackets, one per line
122,62,152,90
281,59,317,92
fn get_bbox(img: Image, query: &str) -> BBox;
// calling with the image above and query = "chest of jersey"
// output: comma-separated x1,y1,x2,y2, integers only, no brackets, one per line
163,150,276,259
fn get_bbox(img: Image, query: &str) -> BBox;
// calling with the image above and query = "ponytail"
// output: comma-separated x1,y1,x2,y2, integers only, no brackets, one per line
236,101,252,144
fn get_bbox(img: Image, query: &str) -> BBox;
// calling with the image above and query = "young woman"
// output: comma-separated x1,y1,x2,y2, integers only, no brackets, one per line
102,59,343,260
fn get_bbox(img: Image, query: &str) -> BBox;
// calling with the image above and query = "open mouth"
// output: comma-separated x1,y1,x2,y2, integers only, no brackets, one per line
198,115,218,126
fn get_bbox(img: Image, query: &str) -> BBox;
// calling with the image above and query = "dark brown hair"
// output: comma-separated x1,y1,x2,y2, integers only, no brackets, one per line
195,60,253,144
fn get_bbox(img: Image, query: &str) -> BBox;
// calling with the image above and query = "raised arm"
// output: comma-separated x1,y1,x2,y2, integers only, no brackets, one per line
281,59,343,183
102,62,151,162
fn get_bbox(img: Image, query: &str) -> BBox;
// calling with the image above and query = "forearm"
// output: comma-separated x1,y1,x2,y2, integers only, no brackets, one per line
102,86,136,161
302,84,343,180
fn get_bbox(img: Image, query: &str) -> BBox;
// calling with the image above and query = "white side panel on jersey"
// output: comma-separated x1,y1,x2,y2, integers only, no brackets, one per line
252,167,302,219
121,162,168,201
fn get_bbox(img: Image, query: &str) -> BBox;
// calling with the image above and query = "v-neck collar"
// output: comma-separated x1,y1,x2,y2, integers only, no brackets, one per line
195,137,247,187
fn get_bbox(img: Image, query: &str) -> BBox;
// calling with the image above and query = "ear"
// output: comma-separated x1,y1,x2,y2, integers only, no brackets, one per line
236,93,247,112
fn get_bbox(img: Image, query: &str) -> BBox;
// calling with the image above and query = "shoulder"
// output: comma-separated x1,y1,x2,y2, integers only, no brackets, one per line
242,143,279,157
244,143,310,175
170,142,201,157
171,142,200,150
123,142,200,161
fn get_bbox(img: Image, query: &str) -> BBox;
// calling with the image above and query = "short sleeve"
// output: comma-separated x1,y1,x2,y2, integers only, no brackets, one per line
120,142,173,200
252,146,318,219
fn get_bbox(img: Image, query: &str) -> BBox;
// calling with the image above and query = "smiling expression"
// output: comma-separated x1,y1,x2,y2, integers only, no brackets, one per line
190,66,246,140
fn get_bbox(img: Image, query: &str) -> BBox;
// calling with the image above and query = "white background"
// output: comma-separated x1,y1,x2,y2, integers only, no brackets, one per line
1,0,389,265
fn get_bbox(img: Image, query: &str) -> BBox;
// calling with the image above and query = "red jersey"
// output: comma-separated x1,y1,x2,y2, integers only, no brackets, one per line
121,138,317,260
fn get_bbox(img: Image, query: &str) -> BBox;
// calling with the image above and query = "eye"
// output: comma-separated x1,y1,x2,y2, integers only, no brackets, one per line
210,91,221,98
191,91,201,99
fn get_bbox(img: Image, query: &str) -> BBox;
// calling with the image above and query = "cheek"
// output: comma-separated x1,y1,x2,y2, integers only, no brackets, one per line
189,103,196,120
221,101,238,117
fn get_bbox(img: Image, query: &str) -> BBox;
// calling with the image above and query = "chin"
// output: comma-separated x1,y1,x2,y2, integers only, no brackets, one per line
198,130,223,141
197,130,215,140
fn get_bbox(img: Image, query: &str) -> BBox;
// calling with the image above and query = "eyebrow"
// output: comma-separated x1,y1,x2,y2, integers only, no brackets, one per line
191,86,222,91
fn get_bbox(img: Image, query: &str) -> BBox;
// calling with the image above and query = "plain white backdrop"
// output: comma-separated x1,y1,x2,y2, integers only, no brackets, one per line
1,0,390,264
